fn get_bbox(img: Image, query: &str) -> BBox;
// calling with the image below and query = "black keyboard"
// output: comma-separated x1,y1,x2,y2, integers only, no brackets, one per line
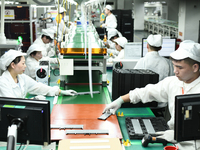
125,117,169,139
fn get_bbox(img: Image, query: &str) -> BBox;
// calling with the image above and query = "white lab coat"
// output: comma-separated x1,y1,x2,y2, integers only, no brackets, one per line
33,36,55,57
107,48,119,56
108,49,124,63
24,56,57,79
53,19,68,42
105,13,117,31
0,70,59,98
106,41,119,55
24,56,39,79
129,75,200,149
134,51,170,81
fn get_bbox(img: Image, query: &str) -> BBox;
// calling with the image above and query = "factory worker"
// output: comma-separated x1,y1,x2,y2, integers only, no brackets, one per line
24,44,55,79
108,37,128,63
105,29,122,55
53,7,69,42
0,50,77,99
33,28,55,57
101,5,117,31
134,34,171,81
103,40,200,150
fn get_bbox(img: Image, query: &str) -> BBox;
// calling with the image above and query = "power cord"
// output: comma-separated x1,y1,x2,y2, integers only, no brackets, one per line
17,143,23,150
23,140,29,150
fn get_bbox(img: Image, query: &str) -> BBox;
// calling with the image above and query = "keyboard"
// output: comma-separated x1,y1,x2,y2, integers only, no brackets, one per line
125,117,169,139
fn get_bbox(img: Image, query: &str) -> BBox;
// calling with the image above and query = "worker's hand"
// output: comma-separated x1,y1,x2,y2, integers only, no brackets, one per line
104,40,108,46
110,53,113,57
103,97,124,114
34,95,46,100
156,130,177,144
61,90,77,96
101,24,106,28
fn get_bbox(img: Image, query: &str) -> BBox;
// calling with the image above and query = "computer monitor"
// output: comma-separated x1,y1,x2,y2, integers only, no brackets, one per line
142,38,177,57
174,93,200,142
0,97,51,146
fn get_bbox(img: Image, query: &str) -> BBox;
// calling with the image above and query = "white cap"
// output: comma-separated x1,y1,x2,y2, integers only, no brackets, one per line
105,5,112,11
0,50,26,71
170,40,200,62
114,37,128,48
27,44,45,56
42,29,54,40
147,34,162,47
59,7,66,14
108,29,121,40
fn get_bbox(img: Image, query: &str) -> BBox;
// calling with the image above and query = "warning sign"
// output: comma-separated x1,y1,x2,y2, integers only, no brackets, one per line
4,9,15,19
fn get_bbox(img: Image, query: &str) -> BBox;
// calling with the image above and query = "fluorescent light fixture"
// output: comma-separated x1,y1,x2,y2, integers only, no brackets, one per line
85,0,103,6
0,1,19,5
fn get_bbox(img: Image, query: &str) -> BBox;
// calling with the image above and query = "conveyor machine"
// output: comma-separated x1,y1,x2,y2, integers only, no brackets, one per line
59,23,108,88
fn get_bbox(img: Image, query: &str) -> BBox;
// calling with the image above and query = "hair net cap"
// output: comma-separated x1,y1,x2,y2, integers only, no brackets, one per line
27,44,45,56
106,5,112,11
0,50,26,71
170,40,200,62
108,29,120,40
114,37,128,48
59,7,66,14
42,29,54,40
147,34,162,47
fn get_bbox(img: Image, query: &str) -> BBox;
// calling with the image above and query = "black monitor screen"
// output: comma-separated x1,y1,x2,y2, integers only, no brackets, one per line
174,93,200,142
142,38,176,57
0,97,50,145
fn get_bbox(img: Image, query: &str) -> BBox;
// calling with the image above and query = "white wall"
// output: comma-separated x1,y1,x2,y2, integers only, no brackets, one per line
178,0,200,42
166,0,179,22
124,0,134,10
178,0,186,41
117,0,124,9
185,0,200,42
134,0,144,30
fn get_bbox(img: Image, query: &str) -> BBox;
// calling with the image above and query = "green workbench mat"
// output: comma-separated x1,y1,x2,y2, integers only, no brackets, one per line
60,85,111,104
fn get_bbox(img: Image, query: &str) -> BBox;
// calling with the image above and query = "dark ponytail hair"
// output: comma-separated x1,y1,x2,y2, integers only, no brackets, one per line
7,56,22,70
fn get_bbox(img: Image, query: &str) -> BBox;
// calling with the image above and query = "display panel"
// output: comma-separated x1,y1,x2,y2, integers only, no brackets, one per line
142,38,176,57
174,93,200,142
0,97,50,145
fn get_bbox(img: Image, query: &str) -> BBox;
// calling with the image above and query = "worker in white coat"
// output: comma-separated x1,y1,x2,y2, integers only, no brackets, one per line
103,40,200,150
53,7,69,42
134,34,170,81
105,29,122,55
108,37,128,63
33,28,58,63
0,50,77,99
101,5,117,32
33,28,55,57
24,44,51,79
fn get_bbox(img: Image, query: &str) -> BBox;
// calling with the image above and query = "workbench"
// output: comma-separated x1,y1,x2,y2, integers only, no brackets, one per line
44,68,170,150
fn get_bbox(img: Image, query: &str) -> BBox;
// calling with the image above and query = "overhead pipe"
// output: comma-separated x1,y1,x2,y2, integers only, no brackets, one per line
0,0,6,44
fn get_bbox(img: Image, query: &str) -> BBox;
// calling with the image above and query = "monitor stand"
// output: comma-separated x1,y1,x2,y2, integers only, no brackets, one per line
7,124,17,150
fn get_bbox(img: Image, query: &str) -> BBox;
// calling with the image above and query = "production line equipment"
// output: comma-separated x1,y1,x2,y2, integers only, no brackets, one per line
58,22,107,89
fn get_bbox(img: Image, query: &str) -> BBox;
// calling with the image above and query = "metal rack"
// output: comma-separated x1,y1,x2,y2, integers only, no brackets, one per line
144,18,178,38
1,4,37,51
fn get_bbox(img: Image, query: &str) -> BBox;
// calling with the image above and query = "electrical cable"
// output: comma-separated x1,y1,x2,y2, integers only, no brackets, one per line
53,68,60,76
17,143,22,150
23,140,29,150
195,140,197,150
